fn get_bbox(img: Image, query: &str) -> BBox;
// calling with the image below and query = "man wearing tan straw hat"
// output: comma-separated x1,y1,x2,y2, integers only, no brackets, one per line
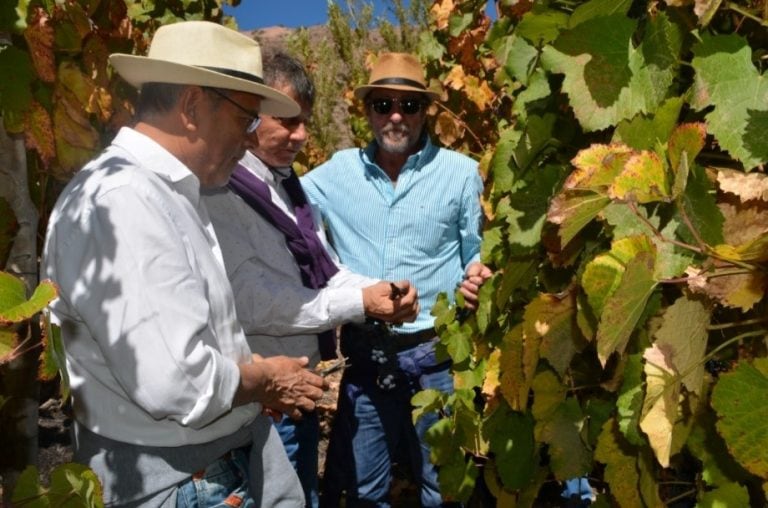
42,21,324,507
302,52,492,507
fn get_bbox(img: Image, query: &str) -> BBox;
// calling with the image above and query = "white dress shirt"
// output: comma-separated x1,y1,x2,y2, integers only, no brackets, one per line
202,151,376,367
42,128,259,446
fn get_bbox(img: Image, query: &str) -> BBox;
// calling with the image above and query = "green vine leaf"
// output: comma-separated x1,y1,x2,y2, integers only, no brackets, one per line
613,97,684,151
711,361,768,478
0,277,58,325
691,34,768,170
617,353,645,446
595,418,643,508
483,404,537,490
0,44,35,132
537,398,592,480
596,249,658,365
653,295,710,395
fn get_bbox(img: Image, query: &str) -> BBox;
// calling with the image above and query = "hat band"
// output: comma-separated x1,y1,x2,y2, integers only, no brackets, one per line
199,66,265,85
370,77,426,90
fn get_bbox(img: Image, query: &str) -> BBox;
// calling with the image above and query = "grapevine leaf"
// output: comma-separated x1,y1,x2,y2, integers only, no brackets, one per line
489,127,521,195
516,6,569,45
613,97,684,150
691,34,768,169
582,235,654,315
10,466,45,505
596,250,657,366
698,482,751,507
26,100,56,167
0,0,29,32
512,69,551,121
531,368,566,421
569,0,632,27
547,191,610,248
412,388,445,426
53,88,100,176
499,325,527,410
475,274,498,335
686,263,766,312
711,362,768,478
483,404,537,490
448,12,473,37
0,327,17,362
48,463,104,507
0,44,35,132
617,353,645,446
595,418,643,508
640,343,680,467
437,318,473,365
0,278,58,325
714,202,768,263
654,295,710,395
24,7,55,82
538,398,592,480
717,168,768,203
495,257,538,310
0,271,27,313
480,224,505,268
668,123,706,185
436,452,477,503
566,143,634,190
498,35,538,85
687,411,752,488
526,291,577,377
637,449,664,507
481,349,502,411
609,150,670,203
417,30,444,61
679,164,724,246
506,164,564,252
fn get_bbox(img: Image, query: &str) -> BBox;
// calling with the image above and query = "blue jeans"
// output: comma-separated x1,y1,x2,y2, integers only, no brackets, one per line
176,447,255,507
322,337,454,507
275,411,320,508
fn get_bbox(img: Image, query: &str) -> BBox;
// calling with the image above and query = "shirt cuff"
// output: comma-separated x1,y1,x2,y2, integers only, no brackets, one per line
327,287,366,325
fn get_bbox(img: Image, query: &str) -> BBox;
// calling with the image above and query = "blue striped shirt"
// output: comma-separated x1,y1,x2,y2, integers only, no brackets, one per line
301,137,483,332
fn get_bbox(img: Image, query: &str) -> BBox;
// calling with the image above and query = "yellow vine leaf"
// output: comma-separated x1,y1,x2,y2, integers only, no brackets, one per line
430,0,455,30
717,168,768,203
640,343,680,468
668,123,706,175
595,418,644,508
687,262,766,311
481,348,502,413
713,201,768,262
499,325,528,411
23,7,55,83
462,75,494,110
567,143,634,191
525,291,577,377
434,110,461,147
444,64,467,91
609,150,670,203
53,91,99,177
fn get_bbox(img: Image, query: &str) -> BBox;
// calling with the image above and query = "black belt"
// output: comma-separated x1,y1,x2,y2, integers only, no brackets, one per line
392,328,436,350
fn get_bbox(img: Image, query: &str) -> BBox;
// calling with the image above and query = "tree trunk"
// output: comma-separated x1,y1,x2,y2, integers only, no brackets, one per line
0,56,42,500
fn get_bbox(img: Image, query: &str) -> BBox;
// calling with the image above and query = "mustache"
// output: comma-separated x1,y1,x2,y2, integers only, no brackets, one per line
382,123,409,136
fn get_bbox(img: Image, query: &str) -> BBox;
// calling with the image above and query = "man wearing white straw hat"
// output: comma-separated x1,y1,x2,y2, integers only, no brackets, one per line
303,52,491,507
42,21,323,507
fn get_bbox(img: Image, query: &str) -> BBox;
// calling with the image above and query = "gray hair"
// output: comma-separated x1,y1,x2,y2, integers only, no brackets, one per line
262,51,315,107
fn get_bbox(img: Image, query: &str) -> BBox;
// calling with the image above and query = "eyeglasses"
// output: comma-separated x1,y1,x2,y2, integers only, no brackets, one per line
206,88,261,133
367,97,427,116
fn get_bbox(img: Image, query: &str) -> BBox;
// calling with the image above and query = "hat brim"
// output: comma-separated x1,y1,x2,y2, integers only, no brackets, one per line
354,84,440,101
110,54,300,117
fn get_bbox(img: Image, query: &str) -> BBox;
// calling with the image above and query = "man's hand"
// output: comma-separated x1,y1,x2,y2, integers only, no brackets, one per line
362,280,419,323
459,262,493,311
235,355,327,421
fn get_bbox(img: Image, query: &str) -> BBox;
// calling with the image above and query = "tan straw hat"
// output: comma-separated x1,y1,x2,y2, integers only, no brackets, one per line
109,21,299,117
353,52,440,100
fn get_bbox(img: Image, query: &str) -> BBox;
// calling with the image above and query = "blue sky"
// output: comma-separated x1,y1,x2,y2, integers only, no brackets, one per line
225,1,398,30
225,1,495,30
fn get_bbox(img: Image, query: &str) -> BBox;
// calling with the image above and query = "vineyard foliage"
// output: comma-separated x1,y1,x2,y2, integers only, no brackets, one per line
2,0,768,506
407,0,768,505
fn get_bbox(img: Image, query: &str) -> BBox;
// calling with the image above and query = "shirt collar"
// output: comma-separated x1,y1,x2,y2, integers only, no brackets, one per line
111,127,203,206
240,150,292,185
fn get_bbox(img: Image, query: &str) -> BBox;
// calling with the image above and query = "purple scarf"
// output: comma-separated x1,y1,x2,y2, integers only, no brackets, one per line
228,163,339,360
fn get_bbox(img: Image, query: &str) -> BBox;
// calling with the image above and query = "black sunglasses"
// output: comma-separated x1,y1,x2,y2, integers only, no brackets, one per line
206,88,261,133
368,97,427,116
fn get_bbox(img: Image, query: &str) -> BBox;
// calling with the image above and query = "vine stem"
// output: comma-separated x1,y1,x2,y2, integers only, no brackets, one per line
725,2,768,27
708,317,768,331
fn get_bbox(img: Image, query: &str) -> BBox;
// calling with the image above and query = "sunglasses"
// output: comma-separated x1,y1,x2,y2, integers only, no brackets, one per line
368,97,427,116
206,88,262,134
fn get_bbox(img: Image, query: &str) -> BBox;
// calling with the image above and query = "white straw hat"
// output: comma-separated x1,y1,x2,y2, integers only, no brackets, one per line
109,21,299,117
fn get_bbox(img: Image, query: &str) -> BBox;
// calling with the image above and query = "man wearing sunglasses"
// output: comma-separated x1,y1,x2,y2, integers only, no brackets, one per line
202,52,420,508
302,52,492,507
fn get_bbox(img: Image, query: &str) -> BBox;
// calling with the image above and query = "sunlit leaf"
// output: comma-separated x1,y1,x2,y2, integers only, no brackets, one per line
691,34,768,170
711,362,768,478
617,353,645,445
516,6,568,45
609,150,670,203
0,278,57,324
640,343,680,467
25,100,56,167
24,7,55,82
613,97,683,150
526,290,577,377
717,168,768,203
596,250,657,365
